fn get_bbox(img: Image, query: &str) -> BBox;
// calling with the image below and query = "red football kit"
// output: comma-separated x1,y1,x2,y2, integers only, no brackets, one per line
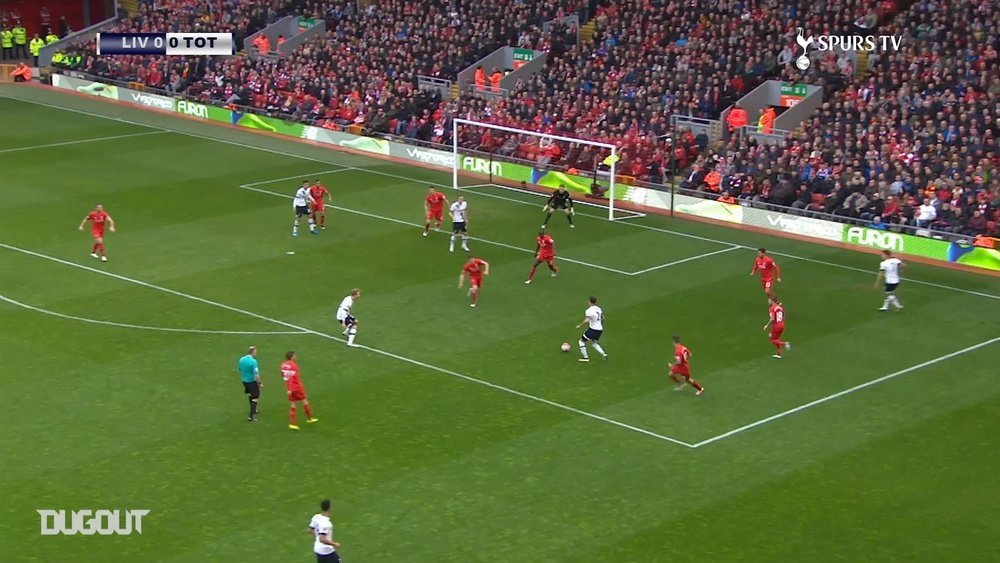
751,255,781,291
768,302,786,339
281,360,307,402
536,234,556,261
426,191,447,222
86,210,110,237
671,343,691,377
309,185,329,212
464,258,487,288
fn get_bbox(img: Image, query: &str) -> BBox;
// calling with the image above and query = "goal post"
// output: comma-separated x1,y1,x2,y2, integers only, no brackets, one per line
452,118,639,221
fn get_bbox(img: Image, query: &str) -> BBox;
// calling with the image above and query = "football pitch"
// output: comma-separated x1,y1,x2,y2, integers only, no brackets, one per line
1,85,999,562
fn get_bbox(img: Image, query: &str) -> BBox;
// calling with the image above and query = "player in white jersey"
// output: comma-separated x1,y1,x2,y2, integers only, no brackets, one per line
336,288,361,347
308,499,342,563
874,250,904,311
293,180,317,237
449,196,470,252
574,296,608,362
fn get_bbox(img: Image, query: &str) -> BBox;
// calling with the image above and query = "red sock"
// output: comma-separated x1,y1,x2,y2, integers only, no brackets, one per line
304,403,313,419
771,338,784,354
91,242,99,253
289,406,297,425
689,379,704,391
424,222,430,233
320,215,326,226
550,263,559,273
527,265,537,280
97,243,105,256
471,290,478,304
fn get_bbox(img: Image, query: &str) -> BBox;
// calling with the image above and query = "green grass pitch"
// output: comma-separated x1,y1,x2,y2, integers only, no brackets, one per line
1,85,999,562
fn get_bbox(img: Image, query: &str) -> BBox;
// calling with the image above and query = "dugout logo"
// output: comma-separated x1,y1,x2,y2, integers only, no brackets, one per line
38,509,150,536
793,27,903,70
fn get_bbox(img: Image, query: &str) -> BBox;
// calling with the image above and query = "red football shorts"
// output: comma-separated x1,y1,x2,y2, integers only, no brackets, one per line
311,201,325,213
762,278,773,291
91,228,105,239
536,252,555,263
670,365,691,377
770,325,785,340
427,209,443,222
287,388,306,402
470,276,483,289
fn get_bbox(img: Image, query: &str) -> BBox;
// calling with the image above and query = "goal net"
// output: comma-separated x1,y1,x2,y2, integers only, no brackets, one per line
451,118,645,221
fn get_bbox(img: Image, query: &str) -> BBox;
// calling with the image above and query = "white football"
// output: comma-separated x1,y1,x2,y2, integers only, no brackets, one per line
560,342,571,352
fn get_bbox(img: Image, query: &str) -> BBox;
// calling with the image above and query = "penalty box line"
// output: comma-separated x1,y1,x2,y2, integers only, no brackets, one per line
17,94,995,301
239,181,633,276
0,242,696,449
240,176,732,277
689,336,1000,448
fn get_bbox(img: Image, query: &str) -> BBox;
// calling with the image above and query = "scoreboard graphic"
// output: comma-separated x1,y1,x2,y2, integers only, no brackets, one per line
96,33,234,55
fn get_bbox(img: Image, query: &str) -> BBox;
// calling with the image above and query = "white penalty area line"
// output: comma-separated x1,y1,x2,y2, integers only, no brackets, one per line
628,246,742,276
0,242,696,449
0,293,307,336
690,336,1000,448
0,130,167,154
239,183,635,277
239,168,357,187
11,94,998,301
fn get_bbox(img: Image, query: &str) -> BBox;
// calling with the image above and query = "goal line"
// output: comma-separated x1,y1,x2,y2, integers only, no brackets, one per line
452,118,642,222
458,182,647,221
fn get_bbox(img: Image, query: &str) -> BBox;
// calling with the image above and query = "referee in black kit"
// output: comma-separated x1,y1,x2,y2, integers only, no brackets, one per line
542,184,575,228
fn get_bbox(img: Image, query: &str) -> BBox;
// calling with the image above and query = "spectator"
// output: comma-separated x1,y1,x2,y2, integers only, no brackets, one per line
915,199,937,228
965,210,988,236
726,103,748,134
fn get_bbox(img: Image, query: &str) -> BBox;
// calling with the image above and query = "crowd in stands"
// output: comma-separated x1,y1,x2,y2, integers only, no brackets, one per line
65,0,996,237
686,0,998,237
75,0,309,91
449,0,901,182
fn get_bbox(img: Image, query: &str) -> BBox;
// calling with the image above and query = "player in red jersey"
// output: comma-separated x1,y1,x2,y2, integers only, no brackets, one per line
525,230,559,284
77,204,116,262
423,186,449,236
763,296,792,358
668,335,705,395
750,248,782,298
309,180,331,230
280,351,317,430
458,254,490,307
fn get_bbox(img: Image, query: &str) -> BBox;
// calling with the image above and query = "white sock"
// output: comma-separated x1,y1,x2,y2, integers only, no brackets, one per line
308,218,316,230
591,342,607,357
347,327,356,345
449,235,455,248
890,295,903,308
882,296,890,308
578,340,589,359
293,219,299,234
462,236,469,249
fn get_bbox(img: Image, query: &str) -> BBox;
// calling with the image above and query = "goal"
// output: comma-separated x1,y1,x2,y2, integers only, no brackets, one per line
450,118,644,221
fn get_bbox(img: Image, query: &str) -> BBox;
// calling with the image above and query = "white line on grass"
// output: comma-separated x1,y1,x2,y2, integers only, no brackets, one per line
240,184,634,277
689,336,1000,448
9,94,997,301
240,169,356,187
628,246,742,276
0,242,696,448
0,130,167,153
0,293,307,336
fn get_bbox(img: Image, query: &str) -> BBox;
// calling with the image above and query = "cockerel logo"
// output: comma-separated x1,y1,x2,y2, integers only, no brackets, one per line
795,27,814,70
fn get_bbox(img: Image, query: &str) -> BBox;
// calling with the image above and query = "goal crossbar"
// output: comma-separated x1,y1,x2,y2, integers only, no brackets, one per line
452,118,622,221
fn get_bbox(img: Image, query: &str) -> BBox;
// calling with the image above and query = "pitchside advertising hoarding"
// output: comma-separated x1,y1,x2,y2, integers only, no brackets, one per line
50,75,999,272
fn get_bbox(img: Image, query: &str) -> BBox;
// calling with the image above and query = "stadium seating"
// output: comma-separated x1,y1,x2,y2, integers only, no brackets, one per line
693,0,998,236
78,0,309,90
71,0,996,236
